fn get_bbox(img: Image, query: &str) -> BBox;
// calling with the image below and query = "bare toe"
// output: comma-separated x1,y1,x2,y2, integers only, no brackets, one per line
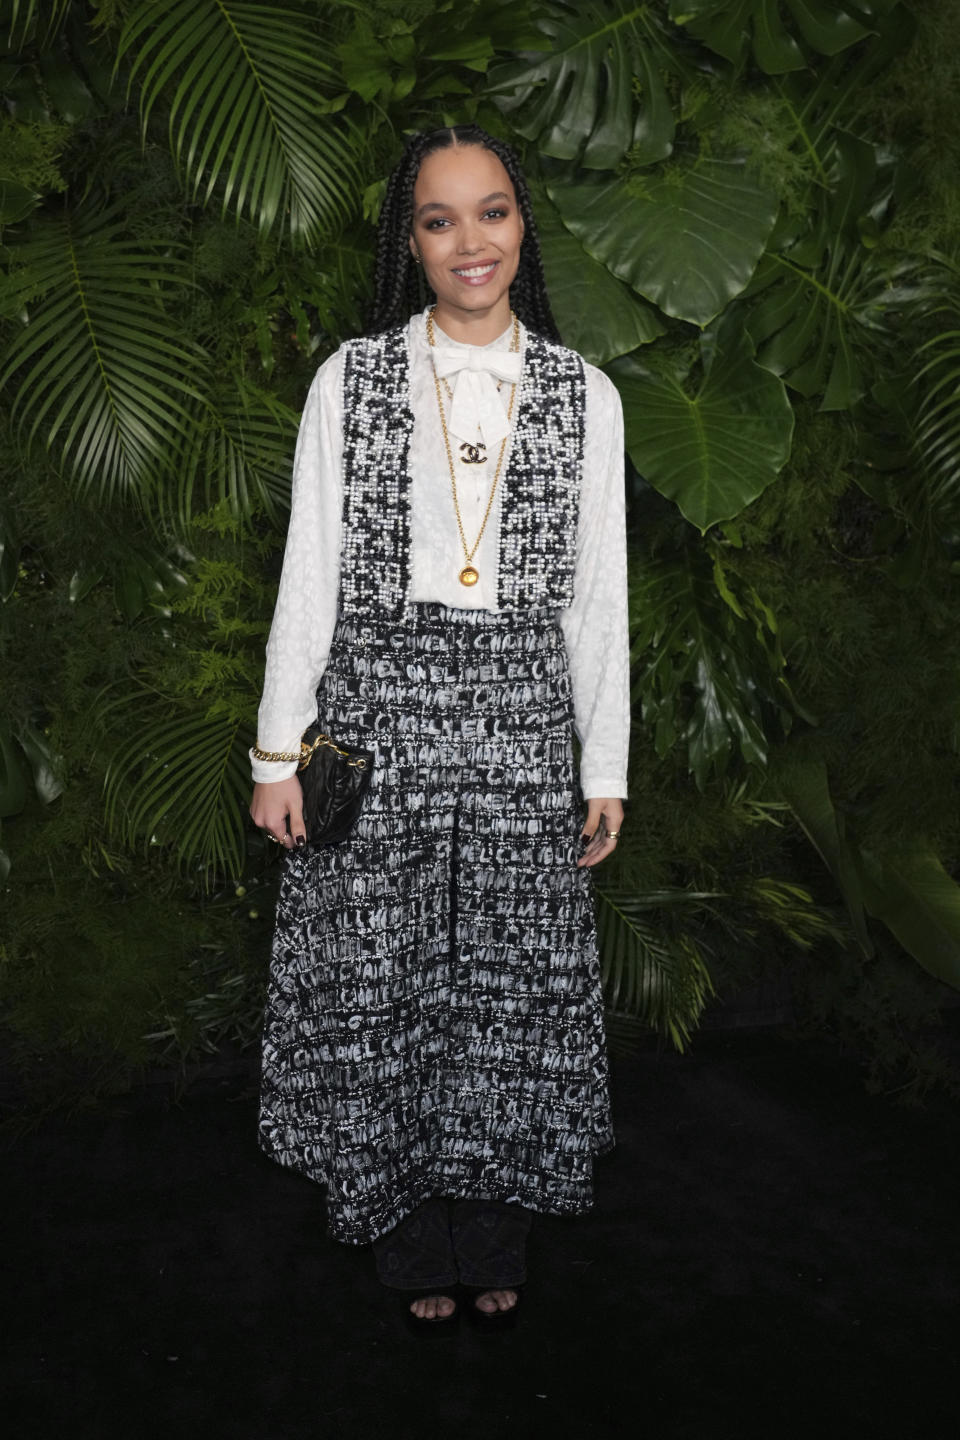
410,1294,455,1321
475,1289,517,1313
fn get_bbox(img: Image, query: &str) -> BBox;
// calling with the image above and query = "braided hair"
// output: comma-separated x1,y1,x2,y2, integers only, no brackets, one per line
365,125,561,343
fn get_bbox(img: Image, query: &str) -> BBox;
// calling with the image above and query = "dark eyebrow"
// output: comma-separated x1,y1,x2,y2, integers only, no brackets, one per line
415,191,511,218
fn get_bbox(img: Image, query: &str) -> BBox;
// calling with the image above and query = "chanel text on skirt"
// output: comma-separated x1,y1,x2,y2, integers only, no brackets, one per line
258,603,615,1244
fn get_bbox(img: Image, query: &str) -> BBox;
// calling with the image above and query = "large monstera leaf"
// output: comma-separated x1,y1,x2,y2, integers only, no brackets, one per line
0,206,203,505
117,0,362,244
535,192,663,364
549,161,778,328
740,131,916,410
628,543,795,789
609,310,794,532
489,0,678,169
668,0,893,74
767,6,916,170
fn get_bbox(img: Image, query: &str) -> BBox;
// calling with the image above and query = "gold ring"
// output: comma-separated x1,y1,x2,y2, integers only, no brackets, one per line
263,831,282,844
607,830,621,839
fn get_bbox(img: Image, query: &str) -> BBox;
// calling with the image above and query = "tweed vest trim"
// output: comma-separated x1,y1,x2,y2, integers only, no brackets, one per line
338,324,586,617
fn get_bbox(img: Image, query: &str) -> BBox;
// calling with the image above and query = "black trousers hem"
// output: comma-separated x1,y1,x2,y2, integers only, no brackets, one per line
371,1196,533,1292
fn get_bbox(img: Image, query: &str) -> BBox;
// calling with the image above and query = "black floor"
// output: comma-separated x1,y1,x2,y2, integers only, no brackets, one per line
6,1030,958,1440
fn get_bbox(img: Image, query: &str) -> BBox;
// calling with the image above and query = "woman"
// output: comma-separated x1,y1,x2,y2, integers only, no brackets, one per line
249,125,629,1332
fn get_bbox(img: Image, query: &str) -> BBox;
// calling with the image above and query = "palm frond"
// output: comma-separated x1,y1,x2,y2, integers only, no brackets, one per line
171,377,299,529
596,888,716,1052
4,0,71,46
117,0,365,244
103,700,252,889
740,877,848,952
0,205,205,506
913,307,960,519
851,269,960,532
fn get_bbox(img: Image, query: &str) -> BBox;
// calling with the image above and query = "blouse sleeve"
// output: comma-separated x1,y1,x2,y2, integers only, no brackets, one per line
559,363,631,800
249,350,345,784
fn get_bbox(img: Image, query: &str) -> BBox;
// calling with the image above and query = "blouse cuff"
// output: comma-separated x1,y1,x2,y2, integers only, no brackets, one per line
580,772,628,801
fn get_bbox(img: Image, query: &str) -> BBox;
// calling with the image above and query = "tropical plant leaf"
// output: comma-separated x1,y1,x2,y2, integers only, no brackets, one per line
16,720,64,804
535,190,663,364
335,14,419,104
117,0,364,244
596,887,716,1050
0,205,204,505
103,702,252,887
489,0,678,169
763,3,916,177
173,379,299,529
2,0,71,47
668,0,877,74
739,131,923,409
0,498,20,601
113,541,190,623
741,876,848,951
628,542,797,787
0,721,64,814
609,309,794,531
776,755,960,990
0,722,28,818
774,756,872,955
839,262,960,560
0,177,40,225
858,849,960,992
549,161,778,327
908,291,960,524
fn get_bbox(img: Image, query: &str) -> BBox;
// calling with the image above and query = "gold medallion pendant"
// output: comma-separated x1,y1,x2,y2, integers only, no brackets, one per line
427,306,521,597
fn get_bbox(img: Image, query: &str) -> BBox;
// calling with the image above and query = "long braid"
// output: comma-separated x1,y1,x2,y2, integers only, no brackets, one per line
365,126,562,343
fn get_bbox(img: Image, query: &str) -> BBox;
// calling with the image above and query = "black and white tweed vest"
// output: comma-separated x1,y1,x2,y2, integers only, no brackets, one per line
338,324,586,617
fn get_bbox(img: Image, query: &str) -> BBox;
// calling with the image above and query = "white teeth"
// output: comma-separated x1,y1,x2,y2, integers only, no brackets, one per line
454,263,496,277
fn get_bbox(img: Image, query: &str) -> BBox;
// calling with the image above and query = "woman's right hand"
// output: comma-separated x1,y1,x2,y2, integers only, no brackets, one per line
250,775,306,850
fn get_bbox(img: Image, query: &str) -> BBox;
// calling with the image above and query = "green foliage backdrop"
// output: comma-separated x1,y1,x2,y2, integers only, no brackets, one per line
3,0,960,1105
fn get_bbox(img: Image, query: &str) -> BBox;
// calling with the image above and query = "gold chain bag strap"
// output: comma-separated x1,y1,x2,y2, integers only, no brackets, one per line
253,726,374,845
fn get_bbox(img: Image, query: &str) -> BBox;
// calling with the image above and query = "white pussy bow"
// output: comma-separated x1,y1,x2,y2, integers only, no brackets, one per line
431,346,523,448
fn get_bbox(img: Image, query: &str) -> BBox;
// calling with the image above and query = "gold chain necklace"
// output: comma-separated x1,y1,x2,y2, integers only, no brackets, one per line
426,306,520,588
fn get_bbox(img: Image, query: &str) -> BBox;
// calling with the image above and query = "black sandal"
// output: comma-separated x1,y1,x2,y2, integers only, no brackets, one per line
401,1289,460,1337
461,1283,524,1332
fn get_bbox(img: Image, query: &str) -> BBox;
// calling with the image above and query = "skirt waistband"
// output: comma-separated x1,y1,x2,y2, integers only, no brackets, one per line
335,604,565,649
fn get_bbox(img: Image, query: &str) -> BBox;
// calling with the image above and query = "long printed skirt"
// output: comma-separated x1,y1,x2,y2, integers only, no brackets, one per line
258,603,615,1244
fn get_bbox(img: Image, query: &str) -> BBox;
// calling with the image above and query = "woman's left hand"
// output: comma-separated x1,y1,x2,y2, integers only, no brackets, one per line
577,797,624,868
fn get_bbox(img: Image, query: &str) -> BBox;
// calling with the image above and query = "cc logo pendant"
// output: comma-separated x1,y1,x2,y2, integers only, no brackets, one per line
459,441,486,465
459,565,480,587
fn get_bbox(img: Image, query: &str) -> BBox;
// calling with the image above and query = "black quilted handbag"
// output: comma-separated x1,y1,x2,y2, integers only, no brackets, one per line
297,723,374,845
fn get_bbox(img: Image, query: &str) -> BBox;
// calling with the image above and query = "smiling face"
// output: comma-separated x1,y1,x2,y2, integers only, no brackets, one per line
409,142,525,342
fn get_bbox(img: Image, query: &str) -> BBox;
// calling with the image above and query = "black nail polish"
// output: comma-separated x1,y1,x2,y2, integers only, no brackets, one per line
295,834,306,847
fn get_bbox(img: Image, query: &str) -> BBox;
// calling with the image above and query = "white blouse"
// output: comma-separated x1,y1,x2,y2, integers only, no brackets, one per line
251,308,630,798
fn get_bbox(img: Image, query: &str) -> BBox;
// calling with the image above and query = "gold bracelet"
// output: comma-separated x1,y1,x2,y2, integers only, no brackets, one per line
252,743,301,763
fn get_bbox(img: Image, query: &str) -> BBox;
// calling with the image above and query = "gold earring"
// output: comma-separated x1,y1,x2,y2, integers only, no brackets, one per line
413,250,421,265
